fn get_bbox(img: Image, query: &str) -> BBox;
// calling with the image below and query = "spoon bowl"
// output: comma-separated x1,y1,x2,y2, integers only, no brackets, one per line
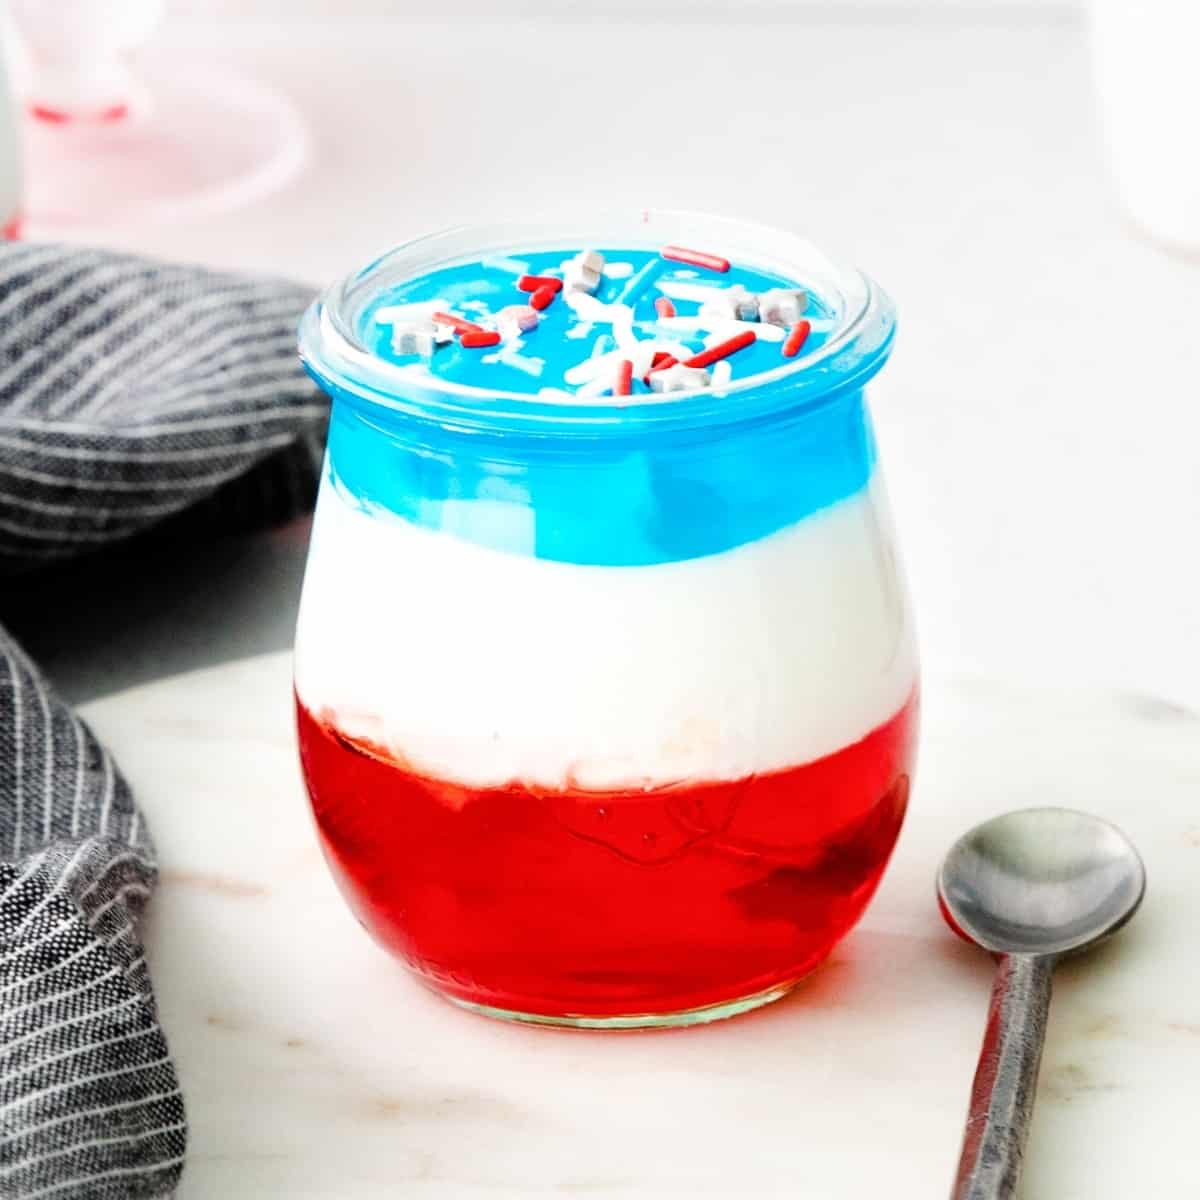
938,806,1146,957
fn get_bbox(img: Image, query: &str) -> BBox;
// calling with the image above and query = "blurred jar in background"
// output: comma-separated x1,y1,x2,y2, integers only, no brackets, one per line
10,0,163,122
1092,0,1200,254
0,21,21,238
6,0,306,228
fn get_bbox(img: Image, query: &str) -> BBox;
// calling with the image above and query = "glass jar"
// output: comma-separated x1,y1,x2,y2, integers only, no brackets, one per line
296,212,918,1028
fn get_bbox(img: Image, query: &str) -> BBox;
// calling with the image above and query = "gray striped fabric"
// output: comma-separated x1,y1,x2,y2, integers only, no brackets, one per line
0,242,326,1196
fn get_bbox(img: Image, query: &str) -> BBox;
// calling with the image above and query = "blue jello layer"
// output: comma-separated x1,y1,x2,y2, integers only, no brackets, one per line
326,383,876,566
307,234,895,567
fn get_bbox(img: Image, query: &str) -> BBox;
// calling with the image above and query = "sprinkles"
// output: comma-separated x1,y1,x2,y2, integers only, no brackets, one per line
530,284,559,312
649,363,712,393
461,330,502,349
645,352,679,382
614,359,633,397
517,275,563,294
711,360,734,392
782,320,812,358
372,243,825,400
661,245,731,273
496,305,540,340
683,330,757,369
431,311,485,335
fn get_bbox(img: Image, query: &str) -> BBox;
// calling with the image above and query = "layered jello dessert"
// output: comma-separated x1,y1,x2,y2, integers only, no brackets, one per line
296,212,917,1027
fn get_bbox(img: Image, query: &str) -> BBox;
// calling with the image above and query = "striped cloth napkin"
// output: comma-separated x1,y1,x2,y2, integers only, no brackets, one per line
0,241,326,1197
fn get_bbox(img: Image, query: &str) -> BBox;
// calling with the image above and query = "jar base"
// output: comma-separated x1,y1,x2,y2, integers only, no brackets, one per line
442,979,803,1030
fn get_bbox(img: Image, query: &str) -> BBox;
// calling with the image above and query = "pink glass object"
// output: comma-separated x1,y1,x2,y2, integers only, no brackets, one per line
0,19,21,236
9,0,308,228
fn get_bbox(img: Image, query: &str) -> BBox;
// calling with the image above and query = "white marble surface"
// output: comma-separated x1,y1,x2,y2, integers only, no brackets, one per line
3,6,1200,1196
81,653,1200,1198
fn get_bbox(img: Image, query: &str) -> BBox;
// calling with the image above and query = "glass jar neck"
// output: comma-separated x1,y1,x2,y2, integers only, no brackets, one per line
300,211,896,443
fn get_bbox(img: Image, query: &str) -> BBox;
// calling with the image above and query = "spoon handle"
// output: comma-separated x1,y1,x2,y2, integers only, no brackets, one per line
951,953,1054,1200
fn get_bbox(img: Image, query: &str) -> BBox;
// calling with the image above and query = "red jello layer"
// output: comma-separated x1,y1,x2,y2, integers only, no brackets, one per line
297,693,918,1019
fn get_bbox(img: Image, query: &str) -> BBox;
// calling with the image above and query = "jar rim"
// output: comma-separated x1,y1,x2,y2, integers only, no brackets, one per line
299,209,896,438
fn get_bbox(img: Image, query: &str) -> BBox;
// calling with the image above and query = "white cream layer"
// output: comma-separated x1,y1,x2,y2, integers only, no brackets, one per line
294,473,917,790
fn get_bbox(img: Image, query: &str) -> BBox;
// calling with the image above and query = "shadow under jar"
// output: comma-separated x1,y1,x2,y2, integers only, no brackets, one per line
295,212,918,1028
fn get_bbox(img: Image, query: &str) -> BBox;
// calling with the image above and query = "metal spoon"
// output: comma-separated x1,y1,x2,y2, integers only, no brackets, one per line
937,807,1146,1200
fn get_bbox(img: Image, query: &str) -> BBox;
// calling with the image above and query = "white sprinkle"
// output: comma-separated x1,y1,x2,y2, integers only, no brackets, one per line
481,337,545,378
563,292,632,325
565,265,602,295
648,363,711,394
497,351,545,378
576,373,615,399
590,333,615,358
459,299,490,315
496,304,539,340
390,320,441,357
486,335,524,353
699,284,759,322
562,250,605,295
564,292,604,320
656,281,726,303
564,348,625,385
374,300,450,324
611,305,638,353
759,288,809,327
711,361,733,393
656,315,784,342
482,255,529,275
734,319,783,342
654,316,713,332
564,322,595,340
601,261,634,279
629,342,658,380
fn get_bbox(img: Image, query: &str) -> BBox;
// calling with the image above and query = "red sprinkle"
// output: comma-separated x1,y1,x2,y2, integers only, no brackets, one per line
782,320,812,358
654,296,677,318
517,275,564,294
614,360,633,397
530,285,558,312
644,353,678,381
661,245,731,273
460,330,501,349
431,311,484,335
683,330,756,369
